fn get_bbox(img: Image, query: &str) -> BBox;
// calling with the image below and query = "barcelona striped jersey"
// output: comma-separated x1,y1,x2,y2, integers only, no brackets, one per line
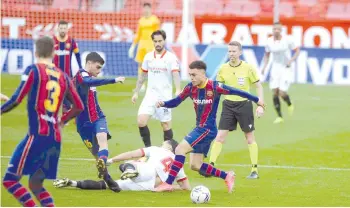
163,79,259,129
1,63,84,142
53,35,82,78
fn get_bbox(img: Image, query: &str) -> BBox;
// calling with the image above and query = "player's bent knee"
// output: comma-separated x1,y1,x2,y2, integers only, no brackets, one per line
245,132,255,144
137,116,148,127
190,162,201,171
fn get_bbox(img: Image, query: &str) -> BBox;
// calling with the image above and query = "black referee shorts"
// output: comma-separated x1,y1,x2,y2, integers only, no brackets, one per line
218,100,255,133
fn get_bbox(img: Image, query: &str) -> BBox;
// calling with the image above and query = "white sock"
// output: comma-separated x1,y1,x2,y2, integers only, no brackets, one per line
70,180,77,187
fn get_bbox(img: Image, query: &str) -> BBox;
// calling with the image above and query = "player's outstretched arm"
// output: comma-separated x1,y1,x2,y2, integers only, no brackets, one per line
1,67,34,114
82,73,125,87
157,84,191,108
108,149,144,164
216,83,265,107
61,77,84,124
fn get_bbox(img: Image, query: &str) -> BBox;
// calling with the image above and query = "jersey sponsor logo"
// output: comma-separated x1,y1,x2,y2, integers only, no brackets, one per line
55,50,70,56
40,114,57,124
237,77,245,85
90,87,96,91
66,43,71,49
194,99,213,104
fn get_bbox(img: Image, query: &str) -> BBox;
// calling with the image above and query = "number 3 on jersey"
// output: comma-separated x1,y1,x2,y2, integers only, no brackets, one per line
161,157,174,173
44,80,61,112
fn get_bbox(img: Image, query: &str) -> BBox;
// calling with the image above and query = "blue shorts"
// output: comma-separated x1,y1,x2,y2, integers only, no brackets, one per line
77,118,111,155
185,127,217,157
7,134,61,179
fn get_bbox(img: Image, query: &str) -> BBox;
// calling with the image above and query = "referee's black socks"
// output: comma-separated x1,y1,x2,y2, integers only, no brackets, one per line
273,95,282,117
139,126,151,147
163,129,173,141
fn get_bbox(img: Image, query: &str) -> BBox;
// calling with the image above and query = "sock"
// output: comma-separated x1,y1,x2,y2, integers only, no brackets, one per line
209,141,223,164
163,129,173,141
77,180,107,190
273,95,282,117
139,126,151,147
199,163,227,179
248,143,258,172
2,172,36,207
282,94,292,106
32,187,54,207
98,149,108,164
165,155,185,185
70,180,77,187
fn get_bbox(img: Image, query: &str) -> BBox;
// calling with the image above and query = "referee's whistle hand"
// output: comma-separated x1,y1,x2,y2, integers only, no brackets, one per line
256,106,265,118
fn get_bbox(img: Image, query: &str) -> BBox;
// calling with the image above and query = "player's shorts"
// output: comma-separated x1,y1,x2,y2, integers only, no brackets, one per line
116,162,156,191
185,127,217,157
269,63,293,92
77,118,112,155
135,43,154,63
218,100,255,133
7,134,61,179
138,97,172,122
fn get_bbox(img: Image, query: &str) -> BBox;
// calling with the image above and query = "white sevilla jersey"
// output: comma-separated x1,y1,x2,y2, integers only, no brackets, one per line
141,146,187,183
265,35,298,66
141,50,180,101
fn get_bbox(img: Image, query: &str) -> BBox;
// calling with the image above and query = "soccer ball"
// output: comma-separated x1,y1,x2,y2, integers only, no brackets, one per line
190,185,211,204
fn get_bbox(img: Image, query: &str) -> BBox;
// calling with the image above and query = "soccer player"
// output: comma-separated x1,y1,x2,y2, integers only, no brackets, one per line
1,36,84,207
73,52,125,192
128,2,160,92
209,41,265,179
53,20,83,113
53,140,190,191
131,30,181,147
154,60,265,193
261,22,300,124
1,93,9,101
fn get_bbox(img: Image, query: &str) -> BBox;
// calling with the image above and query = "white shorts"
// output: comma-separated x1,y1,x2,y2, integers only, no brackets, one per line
269,64,293,92
138,96,172,122
116,162,156,191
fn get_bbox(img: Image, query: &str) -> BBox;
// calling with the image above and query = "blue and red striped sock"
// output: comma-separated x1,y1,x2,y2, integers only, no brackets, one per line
2,172,36,207
98,149,108,164
33,187,54,207
200,163,227,179
165,155,185,185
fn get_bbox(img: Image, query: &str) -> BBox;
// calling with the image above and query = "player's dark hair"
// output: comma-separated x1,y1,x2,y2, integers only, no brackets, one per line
143,2,151,7
228,41,242,51
58,20,68,25
85,52,105,65
35,36,54,58
189,60,207,71
151,30,166,40
167,139,179,153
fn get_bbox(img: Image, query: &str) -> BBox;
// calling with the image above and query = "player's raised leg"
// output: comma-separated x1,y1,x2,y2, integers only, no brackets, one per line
279,90,294,116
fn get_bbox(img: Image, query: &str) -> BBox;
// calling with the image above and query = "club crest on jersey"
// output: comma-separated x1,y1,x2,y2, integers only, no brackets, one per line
206,90,213,97
65,43,71,49
237,77,245,85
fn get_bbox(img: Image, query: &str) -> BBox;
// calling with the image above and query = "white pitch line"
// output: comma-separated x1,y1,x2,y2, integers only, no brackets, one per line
1,156,350,172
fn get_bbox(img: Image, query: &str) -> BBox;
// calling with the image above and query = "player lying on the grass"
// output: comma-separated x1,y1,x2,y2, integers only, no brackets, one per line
73,52,125,192
154,60,265,193
1,36,84,207
0,93,9,101
53,140,191,191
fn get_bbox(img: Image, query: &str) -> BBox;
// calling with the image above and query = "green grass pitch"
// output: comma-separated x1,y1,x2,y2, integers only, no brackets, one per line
1,74,350,206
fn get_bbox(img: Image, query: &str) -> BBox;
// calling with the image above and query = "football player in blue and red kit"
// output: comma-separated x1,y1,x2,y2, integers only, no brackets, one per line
1,36,84,207
155,60,265,193
53,20,83,113
73,52,125,192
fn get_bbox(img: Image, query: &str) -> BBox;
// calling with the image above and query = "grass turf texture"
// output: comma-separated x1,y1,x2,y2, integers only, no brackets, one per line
1,74,350,206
